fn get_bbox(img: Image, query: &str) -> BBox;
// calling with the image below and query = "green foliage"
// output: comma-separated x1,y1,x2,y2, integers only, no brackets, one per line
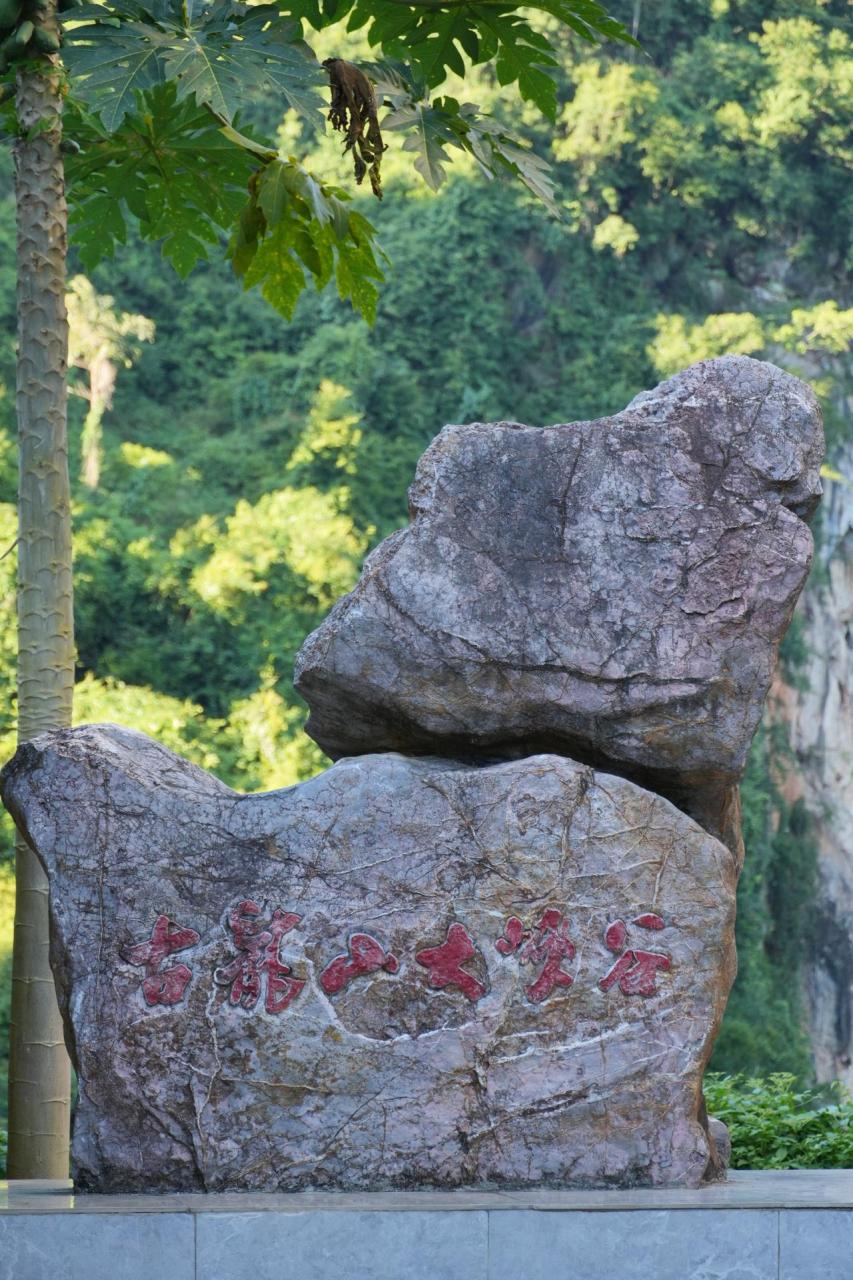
374,63,560,211
705,1074,853,1169
65,84,257,274
53,0,638,318
711,726,819,1079
62,0,326,131
229,158,385,320
339,0,635,113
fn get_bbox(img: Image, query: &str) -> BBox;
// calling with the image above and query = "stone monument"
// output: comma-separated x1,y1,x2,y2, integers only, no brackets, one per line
0,355,823,1192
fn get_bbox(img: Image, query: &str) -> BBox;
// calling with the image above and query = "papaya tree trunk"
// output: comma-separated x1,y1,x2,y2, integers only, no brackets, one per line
7,26,73,1179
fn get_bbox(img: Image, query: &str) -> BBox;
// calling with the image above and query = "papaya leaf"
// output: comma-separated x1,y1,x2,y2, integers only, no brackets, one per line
342,0,633,118
242,216,308,317
69,191,129,268
475,10,558,119
161,6,325,126
383,100,457,190
61,18,170,130
333,209,382,324
226,158,385,322
64,82,255,271
394,8,477,86
62,0,325,131
278,164,334,226
533,0,638,45
361,57,426,107
480,133,560,214
380,90,560,214
257,157,293,226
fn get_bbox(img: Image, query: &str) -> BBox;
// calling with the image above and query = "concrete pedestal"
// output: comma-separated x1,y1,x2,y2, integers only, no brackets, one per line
2,1171,852,1280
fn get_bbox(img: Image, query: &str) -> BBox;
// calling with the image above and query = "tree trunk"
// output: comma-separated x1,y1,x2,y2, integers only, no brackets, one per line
7,23,74,1180
80,400,104,490
79,353,115,490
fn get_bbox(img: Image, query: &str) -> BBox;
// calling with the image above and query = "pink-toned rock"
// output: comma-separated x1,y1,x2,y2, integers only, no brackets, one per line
294,357,823,847
2,724,735,1192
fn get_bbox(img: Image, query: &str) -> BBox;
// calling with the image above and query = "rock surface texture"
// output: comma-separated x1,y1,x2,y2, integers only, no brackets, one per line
2,724,736,1192
295,357,823,830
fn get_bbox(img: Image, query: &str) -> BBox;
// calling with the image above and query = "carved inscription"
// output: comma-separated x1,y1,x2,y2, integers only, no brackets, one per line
320,933,399,995
599,914,671,997
122,914,200,1006
123,903,674,1016
416,923,487,1002
214,900,306,1013
496,908,576,1003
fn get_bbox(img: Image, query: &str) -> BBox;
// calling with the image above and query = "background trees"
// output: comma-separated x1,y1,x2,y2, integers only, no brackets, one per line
67,276,154,490
0,0,850,1166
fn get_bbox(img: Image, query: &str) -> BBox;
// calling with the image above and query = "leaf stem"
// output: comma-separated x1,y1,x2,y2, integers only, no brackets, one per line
201,103,276,160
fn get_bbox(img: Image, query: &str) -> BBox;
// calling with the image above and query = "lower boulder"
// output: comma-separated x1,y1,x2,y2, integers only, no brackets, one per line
1,724,736,1191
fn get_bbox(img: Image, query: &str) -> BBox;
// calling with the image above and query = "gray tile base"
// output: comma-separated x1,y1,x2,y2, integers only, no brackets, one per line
0,1212,194,1280
197,1209,488,1280
780,1208,853,1280
2,1176,853,1280
490,1208,779,1280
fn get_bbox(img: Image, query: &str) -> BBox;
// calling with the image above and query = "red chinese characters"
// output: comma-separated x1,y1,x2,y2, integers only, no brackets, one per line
416,923,487,1003
496,908,576,1003
125,900,677,1018
122,914,200,1006
320,933,399,996
214,900,306,1014
599,913,671,997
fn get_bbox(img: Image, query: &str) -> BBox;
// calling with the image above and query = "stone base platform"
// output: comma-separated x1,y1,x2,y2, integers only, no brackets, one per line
2,1171,852,1280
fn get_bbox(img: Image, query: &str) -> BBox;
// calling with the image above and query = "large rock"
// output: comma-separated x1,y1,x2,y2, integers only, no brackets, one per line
2,724,736,1192
295,357,823,834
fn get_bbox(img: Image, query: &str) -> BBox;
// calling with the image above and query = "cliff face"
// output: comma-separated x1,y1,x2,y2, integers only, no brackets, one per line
775,452,853,1084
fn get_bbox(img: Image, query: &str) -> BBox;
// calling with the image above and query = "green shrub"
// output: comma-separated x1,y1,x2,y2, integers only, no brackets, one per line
705,1074,853,1169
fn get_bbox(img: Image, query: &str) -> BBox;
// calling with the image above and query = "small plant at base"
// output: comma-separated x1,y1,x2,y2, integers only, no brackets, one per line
705,1074,853,1170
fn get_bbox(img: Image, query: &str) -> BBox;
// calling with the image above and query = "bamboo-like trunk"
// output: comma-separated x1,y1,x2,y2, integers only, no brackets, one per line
7,23,73,1179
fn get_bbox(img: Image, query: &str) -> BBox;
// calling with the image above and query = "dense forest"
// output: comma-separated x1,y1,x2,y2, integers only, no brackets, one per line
1,0,851,1129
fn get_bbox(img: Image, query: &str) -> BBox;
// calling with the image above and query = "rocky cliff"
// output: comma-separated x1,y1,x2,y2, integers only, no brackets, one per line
773,449,853,1084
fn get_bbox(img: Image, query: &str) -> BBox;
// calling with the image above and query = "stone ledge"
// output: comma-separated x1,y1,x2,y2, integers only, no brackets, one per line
2,1173,852,1280
3,1168,853,1213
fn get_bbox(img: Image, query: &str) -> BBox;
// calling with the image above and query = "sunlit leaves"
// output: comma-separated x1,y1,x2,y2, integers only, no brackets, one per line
189,485,368,608
62,0,325,131
228,158,385,322
383,90,560,214
774,302,853,357
344,0,635,119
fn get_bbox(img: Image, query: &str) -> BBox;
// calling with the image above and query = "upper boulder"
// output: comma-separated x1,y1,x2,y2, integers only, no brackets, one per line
295,357,823,797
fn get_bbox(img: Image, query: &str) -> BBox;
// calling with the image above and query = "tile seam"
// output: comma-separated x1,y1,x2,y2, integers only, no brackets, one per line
485,1208,490,1280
